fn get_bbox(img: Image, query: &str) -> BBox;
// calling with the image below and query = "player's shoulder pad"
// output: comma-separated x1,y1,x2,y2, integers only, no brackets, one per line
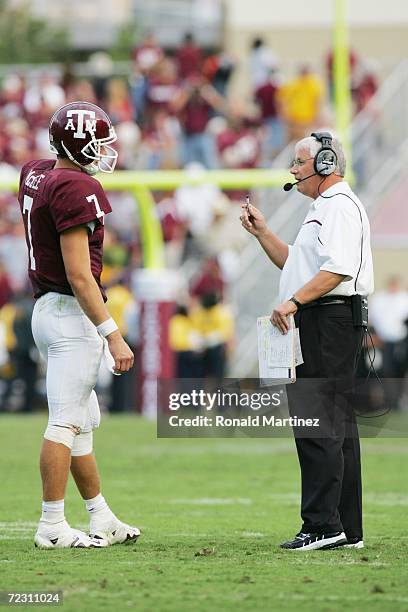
47,170,112,222
20,158,51,177
47,170,103,198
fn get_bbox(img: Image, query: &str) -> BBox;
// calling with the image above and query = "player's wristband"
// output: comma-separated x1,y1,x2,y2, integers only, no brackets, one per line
96,317,119,338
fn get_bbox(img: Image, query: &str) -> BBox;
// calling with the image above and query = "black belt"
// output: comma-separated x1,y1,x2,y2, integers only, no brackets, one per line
298,295,352,311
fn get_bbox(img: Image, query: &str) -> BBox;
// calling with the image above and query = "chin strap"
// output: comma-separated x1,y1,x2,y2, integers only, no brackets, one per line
60,141,98,175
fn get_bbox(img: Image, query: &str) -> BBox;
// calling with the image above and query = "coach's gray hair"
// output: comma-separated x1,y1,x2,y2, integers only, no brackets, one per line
296,134,346,177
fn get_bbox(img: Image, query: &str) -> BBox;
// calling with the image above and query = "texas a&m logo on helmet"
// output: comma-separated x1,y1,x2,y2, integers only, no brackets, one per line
49,101,118,174
64,109,97,139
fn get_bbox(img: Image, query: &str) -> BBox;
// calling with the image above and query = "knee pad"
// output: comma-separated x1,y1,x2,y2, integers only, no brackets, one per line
71,431,93,457
44,424,78,450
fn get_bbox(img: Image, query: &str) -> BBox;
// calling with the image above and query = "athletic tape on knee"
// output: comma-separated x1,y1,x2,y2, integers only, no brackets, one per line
71,431,93,457
44,424,76,450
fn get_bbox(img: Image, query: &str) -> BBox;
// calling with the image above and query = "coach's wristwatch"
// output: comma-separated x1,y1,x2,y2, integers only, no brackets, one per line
289,296,302,310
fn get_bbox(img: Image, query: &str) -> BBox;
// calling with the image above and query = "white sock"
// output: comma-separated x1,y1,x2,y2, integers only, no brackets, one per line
85,493,115,527
40,500,65,525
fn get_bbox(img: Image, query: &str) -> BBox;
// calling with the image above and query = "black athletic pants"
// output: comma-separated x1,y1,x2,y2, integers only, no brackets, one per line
286,303,363,539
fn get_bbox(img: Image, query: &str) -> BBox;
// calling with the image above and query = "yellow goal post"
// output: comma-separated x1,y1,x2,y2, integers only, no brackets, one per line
0,169,292,269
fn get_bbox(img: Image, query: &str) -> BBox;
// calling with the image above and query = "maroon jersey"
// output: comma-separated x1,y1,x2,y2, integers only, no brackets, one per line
18,159,112,301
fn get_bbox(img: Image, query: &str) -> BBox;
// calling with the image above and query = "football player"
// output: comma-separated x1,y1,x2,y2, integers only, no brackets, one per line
18,101,141,549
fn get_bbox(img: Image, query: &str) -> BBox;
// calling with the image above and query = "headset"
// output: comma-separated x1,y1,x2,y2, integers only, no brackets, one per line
311,131,338,176
283,132,338,191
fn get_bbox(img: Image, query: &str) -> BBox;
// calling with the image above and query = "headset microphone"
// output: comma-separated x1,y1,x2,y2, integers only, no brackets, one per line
283,173,318,192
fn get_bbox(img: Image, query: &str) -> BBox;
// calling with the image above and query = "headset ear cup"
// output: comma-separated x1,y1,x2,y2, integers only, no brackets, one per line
314,148,337,176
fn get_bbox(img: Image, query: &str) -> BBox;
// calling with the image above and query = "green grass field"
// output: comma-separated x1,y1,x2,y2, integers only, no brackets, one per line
0,414,407,611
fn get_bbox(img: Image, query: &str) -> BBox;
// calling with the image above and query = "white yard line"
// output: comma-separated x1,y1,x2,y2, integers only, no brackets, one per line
0,522,37,528
163,531,265,538
170,498,253,505
134,442,295,456
266,492,408,506
0,535,31,540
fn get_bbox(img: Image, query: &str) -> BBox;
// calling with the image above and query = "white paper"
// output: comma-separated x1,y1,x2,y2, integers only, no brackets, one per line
267,325,294,368
294,328,304,367
257,316,296,385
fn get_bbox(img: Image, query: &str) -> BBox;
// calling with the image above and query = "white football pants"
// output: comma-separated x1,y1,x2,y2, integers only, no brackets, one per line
31,292,103,432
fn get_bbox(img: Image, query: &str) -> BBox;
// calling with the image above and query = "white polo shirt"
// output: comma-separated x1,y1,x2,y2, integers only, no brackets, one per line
279,181,374,302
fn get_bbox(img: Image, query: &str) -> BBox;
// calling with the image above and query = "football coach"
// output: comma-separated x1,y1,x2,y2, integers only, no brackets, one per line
240,132,374,551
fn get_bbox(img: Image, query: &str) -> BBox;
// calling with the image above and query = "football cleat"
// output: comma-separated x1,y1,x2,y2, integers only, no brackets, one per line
90,520,141,546
35,520,108,549
280,530,347,551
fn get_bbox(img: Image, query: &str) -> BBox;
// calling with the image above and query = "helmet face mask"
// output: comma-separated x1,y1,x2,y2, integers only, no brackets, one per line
49,101,118,175
74,127,118,175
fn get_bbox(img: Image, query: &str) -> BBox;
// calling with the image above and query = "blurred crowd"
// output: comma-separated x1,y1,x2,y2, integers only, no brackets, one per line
0,33,379,174
368,276,408,412
0,32,383,412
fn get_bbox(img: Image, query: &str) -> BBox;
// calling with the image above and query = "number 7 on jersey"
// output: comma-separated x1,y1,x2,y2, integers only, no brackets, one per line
23,195,36,271
86,193,105,223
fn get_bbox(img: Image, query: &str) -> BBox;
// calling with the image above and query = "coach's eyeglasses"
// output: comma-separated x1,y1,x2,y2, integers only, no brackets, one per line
290,157,314,168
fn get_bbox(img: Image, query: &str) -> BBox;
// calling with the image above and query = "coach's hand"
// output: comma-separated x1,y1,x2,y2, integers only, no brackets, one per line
107,331,134,373
271,300,297,334
240,202,268,238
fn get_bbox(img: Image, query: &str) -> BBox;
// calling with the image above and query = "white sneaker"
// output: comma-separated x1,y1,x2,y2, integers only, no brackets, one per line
35,520,107,549
90,519,141,546
344,539,364,549
280,531,347,551
317,536,364,550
